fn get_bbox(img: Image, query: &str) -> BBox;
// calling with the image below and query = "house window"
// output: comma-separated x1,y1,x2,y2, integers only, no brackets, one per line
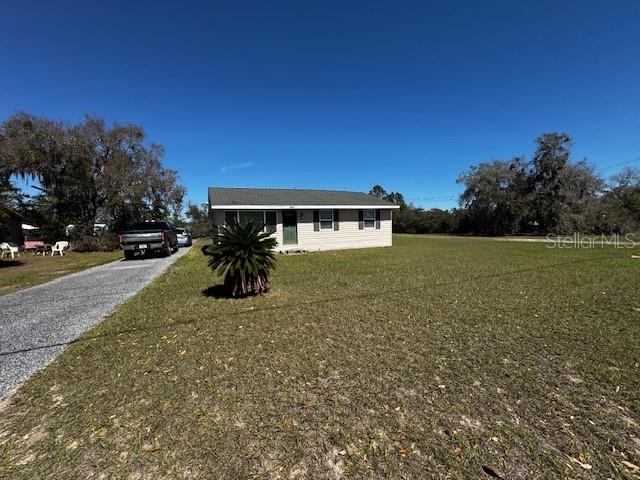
319,210,333,230
224,211,238,224
363,209,375,229
239,211,264,227
224,210,276,234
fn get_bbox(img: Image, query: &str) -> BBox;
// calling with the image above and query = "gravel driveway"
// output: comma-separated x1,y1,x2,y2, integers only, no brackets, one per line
0,247,191,398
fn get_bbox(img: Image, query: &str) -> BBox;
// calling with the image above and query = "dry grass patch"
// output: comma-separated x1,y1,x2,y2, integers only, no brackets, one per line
0,251,121,295
0,237,639,478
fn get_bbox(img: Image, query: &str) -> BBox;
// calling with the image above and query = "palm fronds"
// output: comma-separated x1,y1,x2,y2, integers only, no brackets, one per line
202,218,277,297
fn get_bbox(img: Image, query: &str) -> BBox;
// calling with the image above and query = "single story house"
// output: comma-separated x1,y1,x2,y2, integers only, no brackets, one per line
208,187,400,252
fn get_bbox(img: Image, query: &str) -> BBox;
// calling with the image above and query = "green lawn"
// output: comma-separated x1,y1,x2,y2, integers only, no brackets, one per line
1,236,639,479
0,250,122,295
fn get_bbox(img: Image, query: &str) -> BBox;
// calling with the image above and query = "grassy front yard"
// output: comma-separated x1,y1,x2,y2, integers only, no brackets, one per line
1,236,639,478
0,251,122,295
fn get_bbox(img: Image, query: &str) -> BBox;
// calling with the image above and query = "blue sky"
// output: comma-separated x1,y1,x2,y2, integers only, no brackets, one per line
1,0,639,209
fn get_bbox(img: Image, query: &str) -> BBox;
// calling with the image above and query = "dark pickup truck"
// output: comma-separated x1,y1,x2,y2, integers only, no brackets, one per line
119,221,178,260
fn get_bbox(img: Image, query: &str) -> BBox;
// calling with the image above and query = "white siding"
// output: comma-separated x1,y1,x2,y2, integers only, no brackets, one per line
294,209,392,251
212,208,393,252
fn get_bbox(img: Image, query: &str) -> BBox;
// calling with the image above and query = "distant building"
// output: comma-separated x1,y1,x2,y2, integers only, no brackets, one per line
0,205,25,246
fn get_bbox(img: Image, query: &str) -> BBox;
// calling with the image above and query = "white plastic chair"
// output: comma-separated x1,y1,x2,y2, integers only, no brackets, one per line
0,242,20,259
51,241,70,256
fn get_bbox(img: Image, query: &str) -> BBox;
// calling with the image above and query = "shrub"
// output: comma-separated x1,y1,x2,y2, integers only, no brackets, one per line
202,219,277,297
71,233,120,252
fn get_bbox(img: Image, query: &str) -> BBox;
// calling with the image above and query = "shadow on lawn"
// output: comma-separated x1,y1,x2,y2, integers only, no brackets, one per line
201,284,228,299
0,260,22,268
0,253,622,358
202,284,269,299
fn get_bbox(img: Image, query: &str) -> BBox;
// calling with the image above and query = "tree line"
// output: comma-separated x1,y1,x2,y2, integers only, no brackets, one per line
3,116,638,243
371,132,639,235
0,112,186,242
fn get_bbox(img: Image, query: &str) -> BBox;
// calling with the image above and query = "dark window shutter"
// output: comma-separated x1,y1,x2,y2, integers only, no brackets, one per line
313,210,320,231
333,209,339,230
358,209,364,230
375,209,381,229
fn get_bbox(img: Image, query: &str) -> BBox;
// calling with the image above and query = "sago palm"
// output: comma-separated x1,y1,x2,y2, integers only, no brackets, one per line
203,218,277,297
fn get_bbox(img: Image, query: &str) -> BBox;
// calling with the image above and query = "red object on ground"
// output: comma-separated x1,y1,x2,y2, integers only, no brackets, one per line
23,240,45,250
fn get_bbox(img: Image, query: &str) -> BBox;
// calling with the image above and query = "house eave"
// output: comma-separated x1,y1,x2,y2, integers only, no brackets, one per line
0,205,27,220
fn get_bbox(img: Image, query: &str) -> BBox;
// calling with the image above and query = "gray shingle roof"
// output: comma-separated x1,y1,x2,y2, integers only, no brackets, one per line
208,187,398,207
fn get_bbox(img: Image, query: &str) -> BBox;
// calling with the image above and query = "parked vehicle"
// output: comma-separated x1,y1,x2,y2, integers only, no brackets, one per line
65,223,110,236
175,227,193,247
119,221,178,260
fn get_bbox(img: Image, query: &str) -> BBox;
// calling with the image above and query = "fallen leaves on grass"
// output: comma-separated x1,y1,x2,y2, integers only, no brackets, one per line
66,439,79,450
15,453,36,466
621,460,639,471
566,453,592,469
2,237,639,479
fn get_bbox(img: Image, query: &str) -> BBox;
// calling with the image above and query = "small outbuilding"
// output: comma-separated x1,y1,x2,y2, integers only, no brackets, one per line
208,187,399,252
0,205,25,246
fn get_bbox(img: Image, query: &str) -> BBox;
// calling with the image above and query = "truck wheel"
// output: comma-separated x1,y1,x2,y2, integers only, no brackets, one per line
124,251,135,260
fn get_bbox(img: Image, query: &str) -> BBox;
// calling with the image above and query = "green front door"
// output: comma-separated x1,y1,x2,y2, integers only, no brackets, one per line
282,210,298,245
